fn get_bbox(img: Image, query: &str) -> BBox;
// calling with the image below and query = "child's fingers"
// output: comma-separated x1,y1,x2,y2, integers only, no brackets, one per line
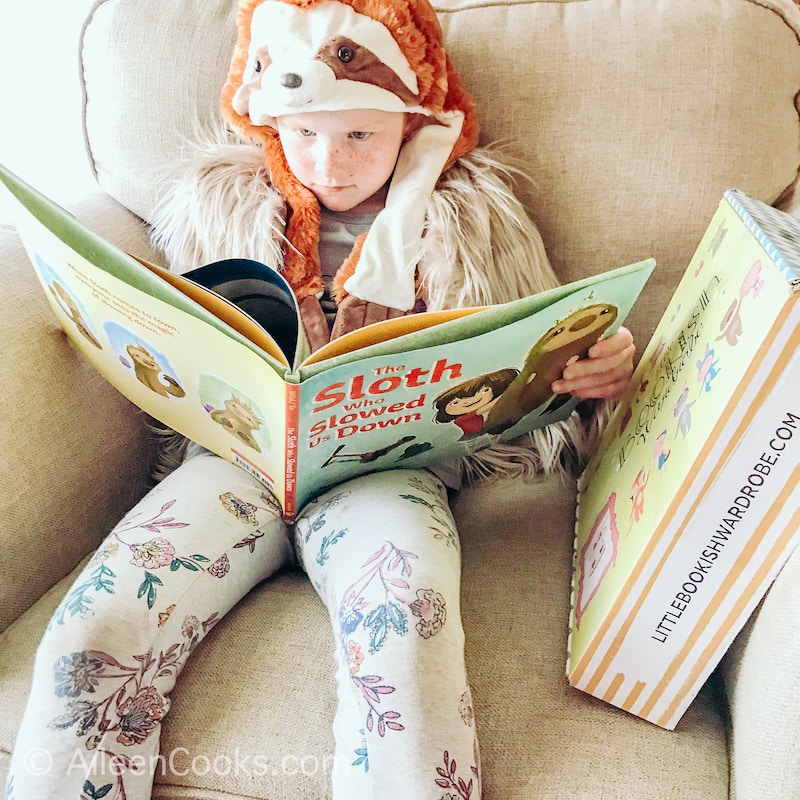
560,371,633,399
587,326,634,360
558,340,635,385
551,328,636,399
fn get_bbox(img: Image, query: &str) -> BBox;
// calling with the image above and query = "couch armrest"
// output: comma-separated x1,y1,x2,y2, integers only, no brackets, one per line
719,542,800,800
724,197,800,800
0,192,164,631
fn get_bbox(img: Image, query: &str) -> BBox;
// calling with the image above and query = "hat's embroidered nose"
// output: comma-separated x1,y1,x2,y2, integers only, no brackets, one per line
281,73,303,89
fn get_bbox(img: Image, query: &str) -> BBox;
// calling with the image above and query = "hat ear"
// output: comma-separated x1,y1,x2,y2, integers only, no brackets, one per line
221,0,264,143
403,112,431,141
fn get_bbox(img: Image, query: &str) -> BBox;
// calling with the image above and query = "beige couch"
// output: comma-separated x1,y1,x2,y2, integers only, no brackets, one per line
2,0,800,798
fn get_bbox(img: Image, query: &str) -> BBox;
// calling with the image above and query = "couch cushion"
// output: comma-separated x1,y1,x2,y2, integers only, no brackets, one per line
0,476,729,799
720,542,800,800
80,0,800,347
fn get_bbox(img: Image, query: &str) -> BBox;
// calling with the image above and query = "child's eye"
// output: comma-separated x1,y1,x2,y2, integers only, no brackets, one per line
298,129,315,137
350,131,370,140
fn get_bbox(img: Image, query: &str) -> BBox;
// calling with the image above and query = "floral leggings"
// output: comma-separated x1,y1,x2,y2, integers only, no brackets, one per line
6,451,479,800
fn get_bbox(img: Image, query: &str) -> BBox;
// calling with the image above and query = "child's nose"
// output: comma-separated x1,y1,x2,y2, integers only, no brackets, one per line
313,140,343,176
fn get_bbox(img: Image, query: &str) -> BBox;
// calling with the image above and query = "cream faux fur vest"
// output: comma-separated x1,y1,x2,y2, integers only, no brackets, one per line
147,137,607,486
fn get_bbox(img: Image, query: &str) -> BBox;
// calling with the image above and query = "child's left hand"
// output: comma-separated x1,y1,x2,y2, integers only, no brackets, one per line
551,326,635,400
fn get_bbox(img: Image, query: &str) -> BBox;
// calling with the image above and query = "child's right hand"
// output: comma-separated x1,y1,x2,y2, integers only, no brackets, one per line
551,326,636,400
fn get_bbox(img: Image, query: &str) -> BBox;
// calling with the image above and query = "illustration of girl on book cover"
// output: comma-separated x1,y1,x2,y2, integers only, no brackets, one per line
432,369,519,438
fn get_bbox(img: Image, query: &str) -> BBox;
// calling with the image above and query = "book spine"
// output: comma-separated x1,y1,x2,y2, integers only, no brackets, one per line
566,471,586,677
284,382,301,520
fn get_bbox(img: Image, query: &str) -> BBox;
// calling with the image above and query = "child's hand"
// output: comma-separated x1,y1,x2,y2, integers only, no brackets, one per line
551,326,635,400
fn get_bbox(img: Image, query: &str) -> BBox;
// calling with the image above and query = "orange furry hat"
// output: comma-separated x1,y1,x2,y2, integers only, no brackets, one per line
220,0,478,311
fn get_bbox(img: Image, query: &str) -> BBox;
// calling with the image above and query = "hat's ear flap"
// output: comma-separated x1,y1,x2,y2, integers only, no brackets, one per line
262,133,325,299
221,0,325,301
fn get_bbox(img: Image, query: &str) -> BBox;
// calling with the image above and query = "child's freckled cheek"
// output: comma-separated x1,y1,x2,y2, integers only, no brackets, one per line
350,151,373,175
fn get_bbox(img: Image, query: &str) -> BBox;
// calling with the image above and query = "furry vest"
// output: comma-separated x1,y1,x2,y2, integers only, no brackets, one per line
148,137,607,485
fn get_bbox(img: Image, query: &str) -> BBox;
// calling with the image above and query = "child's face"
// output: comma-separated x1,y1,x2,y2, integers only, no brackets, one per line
276,109,406,214
444,384,495,416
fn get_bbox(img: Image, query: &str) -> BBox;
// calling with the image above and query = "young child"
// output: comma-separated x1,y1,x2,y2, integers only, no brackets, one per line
6,0,635,798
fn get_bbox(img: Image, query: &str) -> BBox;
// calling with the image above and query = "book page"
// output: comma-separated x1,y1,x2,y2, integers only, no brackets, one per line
15,206,292,509
293,264,654,512
296,260,655,381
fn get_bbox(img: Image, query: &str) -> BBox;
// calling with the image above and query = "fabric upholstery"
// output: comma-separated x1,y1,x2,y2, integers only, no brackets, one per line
1,0,799,797
79,0,800,347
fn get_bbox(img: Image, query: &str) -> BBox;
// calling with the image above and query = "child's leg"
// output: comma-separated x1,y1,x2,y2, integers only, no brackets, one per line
6,452,293,800
295,469,480,800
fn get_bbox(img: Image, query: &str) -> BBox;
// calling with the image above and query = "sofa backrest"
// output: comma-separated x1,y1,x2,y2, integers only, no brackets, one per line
79,0,800,347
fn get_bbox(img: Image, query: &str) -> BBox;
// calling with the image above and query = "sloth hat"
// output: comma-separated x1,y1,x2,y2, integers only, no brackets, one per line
220,0,479,318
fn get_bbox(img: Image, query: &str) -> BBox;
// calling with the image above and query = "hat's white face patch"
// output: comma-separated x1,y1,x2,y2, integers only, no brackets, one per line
234,0,423,123
255,59,338,113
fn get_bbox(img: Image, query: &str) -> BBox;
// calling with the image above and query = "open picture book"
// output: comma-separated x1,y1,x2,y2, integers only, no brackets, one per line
1,163,654,519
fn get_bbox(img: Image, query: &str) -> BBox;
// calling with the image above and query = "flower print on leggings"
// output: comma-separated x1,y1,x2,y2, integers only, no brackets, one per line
46,612,219,799
52,490,275,624
337,540,447,737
